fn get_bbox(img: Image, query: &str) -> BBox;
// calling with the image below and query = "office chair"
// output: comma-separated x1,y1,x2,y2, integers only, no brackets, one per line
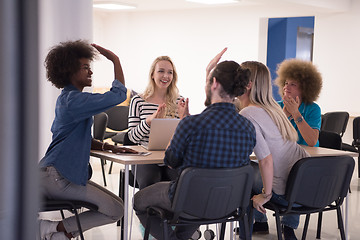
143,165,254,240
353,117,360,178
104,105,129,174
93,112,109,186
318,130,342,150
263,155,355,240
39,198,98,240
321,111,349,137
104,105,129,143
341,116,360,177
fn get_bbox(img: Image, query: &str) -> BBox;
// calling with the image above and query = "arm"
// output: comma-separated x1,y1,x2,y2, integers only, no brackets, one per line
91,138,138,153
91,44,125,85
206,48,227,80
252,155,273,214
283,96,319,146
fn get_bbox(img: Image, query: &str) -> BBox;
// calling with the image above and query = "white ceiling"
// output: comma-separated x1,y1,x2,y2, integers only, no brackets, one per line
93,0,351,13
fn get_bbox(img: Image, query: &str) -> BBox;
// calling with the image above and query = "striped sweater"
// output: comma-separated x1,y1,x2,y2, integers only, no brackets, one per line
127,94,181,146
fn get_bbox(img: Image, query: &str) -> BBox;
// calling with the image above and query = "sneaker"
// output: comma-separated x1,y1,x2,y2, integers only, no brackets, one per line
283,225,297,240
253,222,269,234
39,219,58,240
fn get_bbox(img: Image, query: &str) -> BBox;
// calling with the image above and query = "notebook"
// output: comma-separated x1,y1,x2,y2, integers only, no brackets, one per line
142,118,181,151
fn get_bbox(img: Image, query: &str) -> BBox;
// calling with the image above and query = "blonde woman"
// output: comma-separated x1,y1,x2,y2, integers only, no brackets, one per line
127,56,189,189
238,61,309,240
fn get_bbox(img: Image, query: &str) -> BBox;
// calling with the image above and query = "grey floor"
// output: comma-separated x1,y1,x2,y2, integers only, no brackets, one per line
40,156,360,240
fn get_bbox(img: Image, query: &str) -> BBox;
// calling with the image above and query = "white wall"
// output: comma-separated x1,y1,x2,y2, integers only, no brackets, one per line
93,0,360,117
313,0,360,116
93,7,263,114
39,0,93,157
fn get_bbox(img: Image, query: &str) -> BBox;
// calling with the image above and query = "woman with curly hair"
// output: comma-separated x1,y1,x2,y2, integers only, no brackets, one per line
126,56,189,189
38,40,136,240
275,58,323,147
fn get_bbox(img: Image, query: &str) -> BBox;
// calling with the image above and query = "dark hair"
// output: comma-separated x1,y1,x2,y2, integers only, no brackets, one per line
210,61,250,98
44,40,97,89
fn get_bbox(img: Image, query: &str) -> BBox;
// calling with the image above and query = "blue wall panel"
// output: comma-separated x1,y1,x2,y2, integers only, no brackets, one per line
267,16,314,101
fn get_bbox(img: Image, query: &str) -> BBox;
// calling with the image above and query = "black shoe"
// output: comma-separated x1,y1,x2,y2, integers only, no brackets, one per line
283,225,297,240
253,222,269,234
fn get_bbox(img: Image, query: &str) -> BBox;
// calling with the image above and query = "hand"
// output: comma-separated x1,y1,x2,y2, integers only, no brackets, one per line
251,194,270,214
111,146,138,154
91,43,119,62
92,43,124,85
283,95,300,116
177,98,190,119
146,104,167,125
206,48,227,80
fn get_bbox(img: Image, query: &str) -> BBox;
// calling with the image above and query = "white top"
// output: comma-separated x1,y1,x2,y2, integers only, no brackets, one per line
240,106,310,195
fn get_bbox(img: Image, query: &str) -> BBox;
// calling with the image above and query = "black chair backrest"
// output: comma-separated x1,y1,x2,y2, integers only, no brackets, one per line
171,165,253,221
105,105,129,131
353,117,360,146
321,111,349,137
93,112,108,141
319,130,342,150
285,156,354,209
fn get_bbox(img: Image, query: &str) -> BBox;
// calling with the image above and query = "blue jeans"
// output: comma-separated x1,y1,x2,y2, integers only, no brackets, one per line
133,182,199,240
252,174,300,229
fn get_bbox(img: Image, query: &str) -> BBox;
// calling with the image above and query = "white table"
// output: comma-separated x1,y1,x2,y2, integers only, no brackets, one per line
92,145,358,240
91,146,164,240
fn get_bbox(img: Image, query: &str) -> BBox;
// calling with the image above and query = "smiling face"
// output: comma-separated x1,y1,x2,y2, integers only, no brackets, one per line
283,79,302,100
71,58,93,91
152,60,173,91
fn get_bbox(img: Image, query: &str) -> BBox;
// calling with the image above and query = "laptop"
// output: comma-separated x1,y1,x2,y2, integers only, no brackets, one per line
142,118,181,150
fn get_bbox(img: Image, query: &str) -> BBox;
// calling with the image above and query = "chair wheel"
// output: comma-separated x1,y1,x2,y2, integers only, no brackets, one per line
190,229,202,240
204,229,215,240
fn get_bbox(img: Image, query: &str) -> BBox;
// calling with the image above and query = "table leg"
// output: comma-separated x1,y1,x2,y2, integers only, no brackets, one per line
345,193,348,240
229,222,233,240
117,166,130,240
118,170,124,237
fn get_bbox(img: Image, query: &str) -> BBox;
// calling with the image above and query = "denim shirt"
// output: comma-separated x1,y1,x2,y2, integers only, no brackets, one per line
39,80,127,185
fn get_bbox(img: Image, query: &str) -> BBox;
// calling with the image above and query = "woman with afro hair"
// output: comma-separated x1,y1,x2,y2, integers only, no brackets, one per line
275,58,323,147
38,40,136,240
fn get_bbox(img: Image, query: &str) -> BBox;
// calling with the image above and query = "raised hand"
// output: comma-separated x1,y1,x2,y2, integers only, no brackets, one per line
91,43,124,85
206,47,228,80
91,44,118,62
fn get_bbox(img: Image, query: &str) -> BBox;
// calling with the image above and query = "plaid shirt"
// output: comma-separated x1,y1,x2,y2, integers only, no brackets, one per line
165,102,256,200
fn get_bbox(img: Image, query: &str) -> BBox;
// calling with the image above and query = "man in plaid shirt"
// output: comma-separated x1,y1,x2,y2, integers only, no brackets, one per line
134,50,256,240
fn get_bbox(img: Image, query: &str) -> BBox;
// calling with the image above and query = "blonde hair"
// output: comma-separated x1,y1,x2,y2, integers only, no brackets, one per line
142,56,179,117
241,61,298,142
